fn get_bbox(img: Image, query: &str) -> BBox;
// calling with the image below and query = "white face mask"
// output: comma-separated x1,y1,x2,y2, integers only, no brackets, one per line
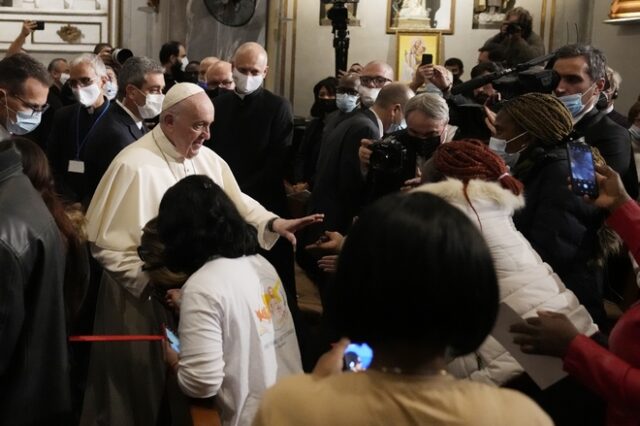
233,68,264,95
359,87,381,108
629,125,640,141
72,83,102,107
59,73,70,86
488,131,528,169
104,81,118,100
180,57,189,72
135,90,164,119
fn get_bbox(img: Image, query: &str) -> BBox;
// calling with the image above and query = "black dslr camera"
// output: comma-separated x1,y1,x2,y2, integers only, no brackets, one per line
369,135,408,175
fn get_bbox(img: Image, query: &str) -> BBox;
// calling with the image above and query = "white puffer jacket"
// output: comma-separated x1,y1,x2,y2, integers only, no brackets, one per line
415,179,599,386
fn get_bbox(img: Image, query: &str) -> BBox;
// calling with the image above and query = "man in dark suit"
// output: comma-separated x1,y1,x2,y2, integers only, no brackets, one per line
553,44,638,199
47,53,110,204
84,57,165,204
207,42,298,308
309,83,414,235
598,66,630,129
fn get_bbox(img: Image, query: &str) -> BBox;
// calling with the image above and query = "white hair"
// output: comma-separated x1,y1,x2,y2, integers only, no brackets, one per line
70,53,107,78
404,93,449,122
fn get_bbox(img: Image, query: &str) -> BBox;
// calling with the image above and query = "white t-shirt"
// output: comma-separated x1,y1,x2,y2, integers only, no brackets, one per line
177,254,302,426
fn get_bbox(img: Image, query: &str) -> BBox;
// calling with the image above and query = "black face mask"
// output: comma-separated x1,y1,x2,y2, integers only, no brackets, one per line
310,98,338,118
474,92,490,105
397,129,441,158
596,91,609,111
206,87,226,101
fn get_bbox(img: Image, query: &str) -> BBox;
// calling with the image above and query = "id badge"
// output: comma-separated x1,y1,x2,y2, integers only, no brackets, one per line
68,160,85,174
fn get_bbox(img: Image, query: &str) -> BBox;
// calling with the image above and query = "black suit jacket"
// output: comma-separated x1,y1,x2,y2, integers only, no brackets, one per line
84,102,146,204
309,108,381,234
575,108,638,199
607,109,630,129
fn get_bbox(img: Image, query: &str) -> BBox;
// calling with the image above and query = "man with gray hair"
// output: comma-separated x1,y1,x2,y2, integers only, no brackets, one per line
84,56,165,202
47,53,110,203
359,92,454,199
552,43,637,198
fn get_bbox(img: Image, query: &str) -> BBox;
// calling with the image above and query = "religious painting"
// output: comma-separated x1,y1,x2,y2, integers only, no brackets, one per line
387,0,455,34
319,3,360,26
472,0,546,32
396,33,442,83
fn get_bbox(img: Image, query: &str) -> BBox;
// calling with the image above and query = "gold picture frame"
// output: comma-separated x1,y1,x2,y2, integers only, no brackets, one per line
396,32,442,83
387,0,455,34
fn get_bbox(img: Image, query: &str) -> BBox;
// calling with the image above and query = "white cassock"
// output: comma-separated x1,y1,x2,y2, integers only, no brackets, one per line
80,124,280,426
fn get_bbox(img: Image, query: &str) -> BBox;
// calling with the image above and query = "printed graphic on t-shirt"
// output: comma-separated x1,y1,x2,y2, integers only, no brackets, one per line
255,280,288,334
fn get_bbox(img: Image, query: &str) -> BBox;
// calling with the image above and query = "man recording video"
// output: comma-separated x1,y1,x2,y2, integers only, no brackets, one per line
359,93,454,200
482,7,545,67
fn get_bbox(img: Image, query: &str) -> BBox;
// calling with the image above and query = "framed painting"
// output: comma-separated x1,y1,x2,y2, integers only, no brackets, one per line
387,0,455,34
396,32,442,83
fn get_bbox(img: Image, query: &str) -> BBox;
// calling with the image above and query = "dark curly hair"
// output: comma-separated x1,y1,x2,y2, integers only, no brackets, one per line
156,175,259,275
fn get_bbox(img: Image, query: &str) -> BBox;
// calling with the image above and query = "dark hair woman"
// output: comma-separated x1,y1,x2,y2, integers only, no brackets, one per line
253,191,552,425
156,175,302,426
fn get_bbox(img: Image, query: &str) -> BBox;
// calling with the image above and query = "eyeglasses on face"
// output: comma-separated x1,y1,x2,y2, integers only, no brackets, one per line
10,93,50,116
359,76,392,87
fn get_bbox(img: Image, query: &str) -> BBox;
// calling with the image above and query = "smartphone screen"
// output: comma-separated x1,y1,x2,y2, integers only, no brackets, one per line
35,21,45,30
165,327,181,353
421,54,433,66
567,140,598,198
343,343,374,372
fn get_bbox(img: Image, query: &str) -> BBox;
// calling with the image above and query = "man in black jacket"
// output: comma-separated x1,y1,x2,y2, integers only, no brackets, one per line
207,42,297,307
553,44,638,199
0,142,70,425
84,56,165,204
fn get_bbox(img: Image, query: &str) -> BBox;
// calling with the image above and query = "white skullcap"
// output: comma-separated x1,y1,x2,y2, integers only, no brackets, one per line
162,82,204,111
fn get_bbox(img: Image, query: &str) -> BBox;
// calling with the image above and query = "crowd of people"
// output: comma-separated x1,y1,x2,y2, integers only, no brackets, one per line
1,7,640,426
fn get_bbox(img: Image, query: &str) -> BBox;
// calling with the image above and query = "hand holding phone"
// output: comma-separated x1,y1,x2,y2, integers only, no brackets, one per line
165,327,181,353
35,21,45,30
421,54,433,66
567,139,598,199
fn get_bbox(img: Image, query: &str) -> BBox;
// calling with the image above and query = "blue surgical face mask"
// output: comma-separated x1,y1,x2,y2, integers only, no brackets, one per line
387,118,407,134
557,83,596,118
489,131,528,169
3,98,42,135
104,81,118,100
336,93,358,113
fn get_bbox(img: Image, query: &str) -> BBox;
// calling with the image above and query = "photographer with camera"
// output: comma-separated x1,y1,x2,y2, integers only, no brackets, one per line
359,93,455,200
482,7,545,68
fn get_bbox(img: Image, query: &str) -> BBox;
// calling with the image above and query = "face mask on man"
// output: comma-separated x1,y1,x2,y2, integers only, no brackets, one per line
135,89,164,119
336,93,359,113
59,73,70,86
197,79,208,89
359,86,381,108
73,83,102,107
2,95,43,135
233,68,264,95
630,125,640,141
489,131,528,169
180,57,189,72
386,107,407,134
557,83,596,118
104,81,118,101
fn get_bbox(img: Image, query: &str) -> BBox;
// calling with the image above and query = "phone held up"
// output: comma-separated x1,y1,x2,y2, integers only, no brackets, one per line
421,53,433,66
343,343,374,372
35,21,45,30
567,137,598,199
164,326,181,353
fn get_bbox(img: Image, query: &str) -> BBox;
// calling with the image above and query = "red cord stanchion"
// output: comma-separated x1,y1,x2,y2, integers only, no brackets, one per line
69,335,166,342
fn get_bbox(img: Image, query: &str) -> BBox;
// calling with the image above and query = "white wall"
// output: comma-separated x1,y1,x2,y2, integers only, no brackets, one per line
590,0,640,115
292,0,550,117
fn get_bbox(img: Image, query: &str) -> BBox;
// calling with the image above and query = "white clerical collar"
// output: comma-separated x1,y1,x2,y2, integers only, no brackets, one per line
370,109,385,138
152,125,184,161
0,124,11,141
604,104,614,115
116,99,143,129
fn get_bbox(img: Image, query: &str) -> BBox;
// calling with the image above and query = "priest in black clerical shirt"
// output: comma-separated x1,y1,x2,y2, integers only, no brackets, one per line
207,42,297,308
47,53,110,205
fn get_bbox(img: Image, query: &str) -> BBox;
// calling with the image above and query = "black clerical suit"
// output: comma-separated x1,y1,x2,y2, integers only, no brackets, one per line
207,88,296,306
607,108,630,129
84,101,146,203
575,108,638,199
309,108,381,234
47,98,111,205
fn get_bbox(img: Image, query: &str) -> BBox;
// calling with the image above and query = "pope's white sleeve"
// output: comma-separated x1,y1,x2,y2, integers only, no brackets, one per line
90,243,149,298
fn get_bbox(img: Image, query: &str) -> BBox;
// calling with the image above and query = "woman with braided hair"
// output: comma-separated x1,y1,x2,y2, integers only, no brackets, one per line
488,93,609,331
417,139,598,385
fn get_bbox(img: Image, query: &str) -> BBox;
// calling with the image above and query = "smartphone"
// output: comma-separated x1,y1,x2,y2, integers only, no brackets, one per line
567,139,598,199
343,343,374,372
35,21,45,30
421,53,433,66
165,327,181,353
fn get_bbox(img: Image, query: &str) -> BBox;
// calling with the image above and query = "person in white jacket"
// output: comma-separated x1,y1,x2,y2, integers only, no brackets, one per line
415,139,599,386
